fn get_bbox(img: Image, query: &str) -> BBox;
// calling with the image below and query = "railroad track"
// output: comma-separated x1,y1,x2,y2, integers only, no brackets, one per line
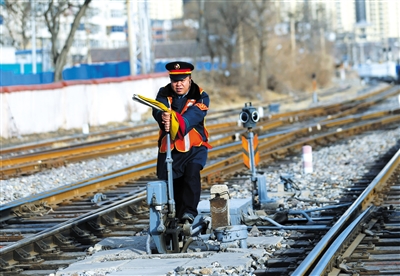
253,143,400,276
0,125,398,275
1,84,398,180
0,85,399,275
290,147,400,276
1,106,399,219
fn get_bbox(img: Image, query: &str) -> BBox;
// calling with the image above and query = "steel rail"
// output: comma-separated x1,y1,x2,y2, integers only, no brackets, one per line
0,119,276,178
0,85,397,275
0,119,233,159
0,190,146,256
0,121,274,179
0,119,236,157
293,148,400,276
1,134,159,167
1,84,393,160
2,110,398,224
1,85,397,180
0,104,398,274
206,83,388,122
0,124,159,156
266,84,394,121
0,83,392,159
202,113,400,185
321,85,400,121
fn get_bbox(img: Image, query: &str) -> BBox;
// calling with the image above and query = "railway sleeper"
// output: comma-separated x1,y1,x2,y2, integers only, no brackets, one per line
0,256,23,274
363,237,400,246
288,232,323,240
70,227,100,245
253,266,296,276
13,248,43,265
266,256,298,267
0,233,23,242
127,204,149,218
27,258,79,271
115,208,133,220
274,248,309,257
104,222,140,230
285,240,312,248
375,223,400,233
98,230,137,237
34,240,61,256
53,233,80,250
85,222,117,236
344,260,400,275
107,223,149,232
355,245,400,254
86,220,112,236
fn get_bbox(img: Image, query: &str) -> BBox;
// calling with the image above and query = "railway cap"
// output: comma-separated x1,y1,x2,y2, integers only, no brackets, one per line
166,61,194,81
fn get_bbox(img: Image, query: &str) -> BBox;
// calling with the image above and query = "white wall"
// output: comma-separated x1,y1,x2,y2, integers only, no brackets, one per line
1,75,169,138
0,47,16,63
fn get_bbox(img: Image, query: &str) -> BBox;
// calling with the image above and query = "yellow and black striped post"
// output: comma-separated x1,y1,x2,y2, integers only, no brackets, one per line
241,132,260,170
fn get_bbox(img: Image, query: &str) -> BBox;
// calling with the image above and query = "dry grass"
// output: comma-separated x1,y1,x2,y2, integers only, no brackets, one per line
193,36,335,110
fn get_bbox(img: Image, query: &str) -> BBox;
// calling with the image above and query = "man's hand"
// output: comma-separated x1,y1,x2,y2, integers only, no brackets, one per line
161,112,171,132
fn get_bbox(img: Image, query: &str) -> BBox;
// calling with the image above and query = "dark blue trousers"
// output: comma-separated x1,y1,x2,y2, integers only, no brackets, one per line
173,162,202,219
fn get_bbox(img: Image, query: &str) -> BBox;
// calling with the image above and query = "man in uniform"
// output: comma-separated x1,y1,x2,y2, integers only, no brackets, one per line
152,61,211,223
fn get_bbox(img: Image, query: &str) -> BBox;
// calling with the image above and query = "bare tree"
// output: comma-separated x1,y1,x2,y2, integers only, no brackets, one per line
244,0,276,88
43,0,92,81
199,2,250,85
218,3,247,72
1,0,91,81
2,1,31,49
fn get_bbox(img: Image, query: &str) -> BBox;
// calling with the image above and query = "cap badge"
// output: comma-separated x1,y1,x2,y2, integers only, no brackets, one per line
174,64,180,69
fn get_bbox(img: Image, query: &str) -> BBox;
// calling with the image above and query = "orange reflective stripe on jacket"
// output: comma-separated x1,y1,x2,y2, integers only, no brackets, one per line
159,98,211,153
160,127,207,152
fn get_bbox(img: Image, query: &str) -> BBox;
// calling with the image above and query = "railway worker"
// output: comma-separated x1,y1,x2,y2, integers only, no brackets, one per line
152,61,212,224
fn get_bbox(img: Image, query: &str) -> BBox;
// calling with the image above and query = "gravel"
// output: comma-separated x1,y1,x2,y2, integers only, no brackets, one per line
2,104,399,276
252,126,400,207
1,126,399,207
0,148,157,205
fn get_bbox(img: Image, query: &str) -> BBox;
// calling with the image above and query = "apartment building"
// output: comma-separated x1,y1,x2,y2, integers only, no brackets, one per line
276,0,399,40
276,0,399,63
68,0,183,64
0,0,183,68
66,1,128,64
2,0,398,70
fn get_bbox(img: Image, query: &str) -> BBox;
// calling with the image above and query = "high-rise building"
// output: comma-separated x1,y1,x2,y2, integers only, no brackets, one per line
277,0,398,41
67,0,184,65
276,0,399,63
2,0,398,70
148,0,183,20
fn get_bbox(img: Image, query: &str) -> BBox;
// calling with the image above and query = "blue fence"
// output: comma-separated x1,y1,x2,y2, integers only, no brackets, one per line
0,61,221,87
62,61,131,80
0,61,132,87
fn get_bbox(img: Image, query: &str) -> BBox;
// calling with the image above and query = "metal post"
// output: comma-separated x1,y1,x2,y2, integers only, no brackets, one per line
247,130,257,182
126,0,137,75
31,0,37,74
138,1,152,74
165,133,175,218
85,16,91,64
41,38,45,71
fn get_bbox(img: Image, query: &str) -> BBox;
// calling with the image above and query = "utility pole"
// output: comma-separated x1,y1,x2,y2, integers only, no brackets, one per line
290,0,296,58
138,1,151,74
126,0,137,75
195,0,205,67
31,0,37,74
85,16,91,64
352,26,358,66
238,23,245,78
317,5,325,55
